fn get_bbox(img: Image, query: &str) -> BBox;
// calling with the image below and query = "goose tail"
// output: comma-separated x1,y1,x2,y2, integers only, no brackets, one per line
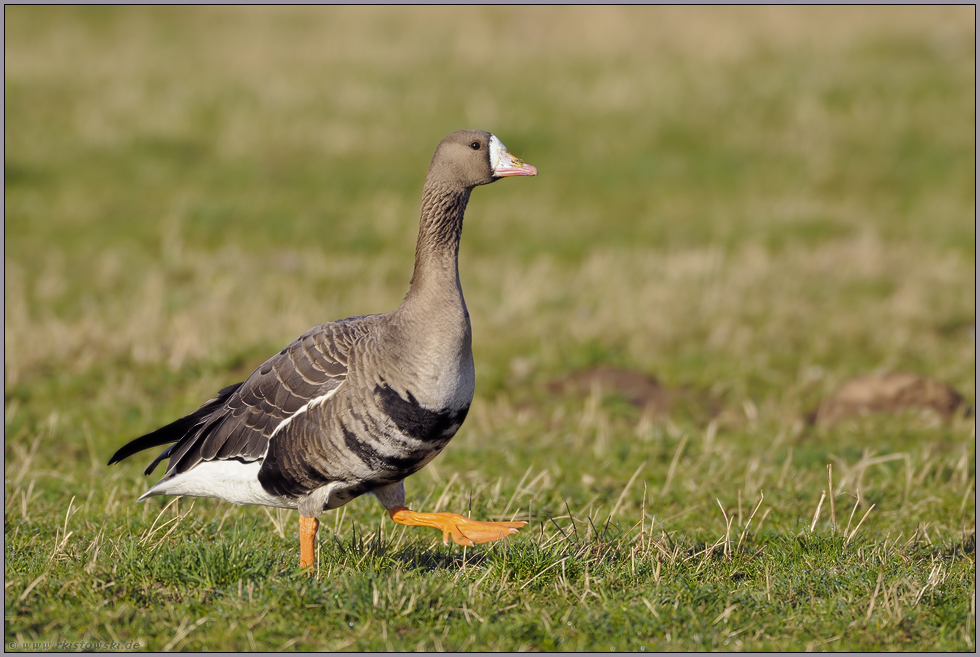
107,382,243,473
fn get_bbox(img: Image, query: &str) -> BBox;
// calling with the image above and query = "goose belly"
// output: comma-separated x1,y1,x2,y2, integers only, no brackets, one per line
331,386,471,486
374,380,470,446
259,383,469,501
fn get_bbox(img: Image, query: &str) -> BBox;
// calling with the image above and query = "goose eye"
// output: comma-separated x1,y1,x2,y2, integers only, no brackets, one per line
470,141,481,150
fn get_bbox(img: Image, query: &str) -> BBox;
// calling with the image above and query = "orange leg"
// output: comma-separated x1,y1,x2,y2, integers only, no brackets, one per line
299,515,319,569
388,506,526,546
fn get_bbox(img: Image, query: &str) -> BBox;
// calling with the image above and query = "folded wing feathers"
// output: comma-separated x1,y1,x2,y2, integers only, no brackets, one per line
113,321,352,478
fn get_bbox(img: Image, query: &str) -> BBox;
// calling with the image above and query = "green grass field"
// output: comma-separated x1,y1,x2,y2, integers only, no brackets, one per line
4,6,976,651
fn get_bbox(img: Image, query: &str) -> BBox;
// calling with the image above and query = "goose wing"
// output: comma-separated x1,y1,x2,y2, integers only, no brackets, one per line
108,321,355,477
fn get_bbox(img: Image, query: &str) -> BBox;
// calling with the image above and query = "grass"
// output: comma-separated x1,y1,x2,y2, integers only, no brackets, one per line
4,5,976,652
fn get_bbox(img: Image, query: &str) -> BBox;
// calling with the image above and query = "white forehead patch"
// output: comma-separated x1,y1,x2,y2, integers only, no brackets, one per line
489,134,509,171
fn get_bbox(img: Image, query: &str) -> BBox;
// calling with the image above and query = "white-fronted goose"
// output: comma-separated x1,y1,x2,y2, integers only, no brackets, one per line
109,130,537,568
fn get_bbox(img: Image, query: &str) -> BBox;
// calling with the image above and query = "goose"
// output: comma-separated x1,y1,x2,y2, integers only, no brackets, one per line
108,130,537,568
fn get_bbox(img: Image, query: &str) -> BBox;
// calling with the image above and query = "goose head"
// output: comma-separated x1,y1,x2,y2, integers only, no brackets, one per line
427,130,538,189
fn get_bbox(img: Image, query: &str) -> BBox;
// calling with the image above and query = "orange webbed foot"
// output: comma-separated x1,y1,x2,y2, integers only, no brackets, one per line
389,507,526,546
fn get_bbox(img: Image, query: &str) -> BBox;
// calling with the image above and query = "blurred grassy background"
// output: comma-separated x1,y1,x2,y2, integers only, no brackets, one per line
4,6,976,651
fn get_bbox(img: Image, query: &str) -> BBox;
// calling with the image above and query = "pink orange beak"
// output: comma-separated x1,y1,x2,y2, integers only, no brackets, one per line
493,150,538,177
490,134,538,177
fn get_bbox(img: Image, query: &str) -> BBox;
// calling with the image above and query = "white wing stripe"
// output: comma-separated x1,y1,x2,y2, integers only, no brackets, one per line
268,384,342,440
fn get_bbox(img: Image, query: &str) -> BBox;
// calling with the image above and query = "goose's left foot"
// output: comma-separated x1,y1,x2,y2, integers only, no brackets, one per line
388,506,526,546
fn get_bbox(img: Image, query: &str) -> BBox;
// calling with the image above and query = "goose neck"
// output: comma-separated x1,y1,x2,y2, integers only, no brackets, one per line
404,183,471,303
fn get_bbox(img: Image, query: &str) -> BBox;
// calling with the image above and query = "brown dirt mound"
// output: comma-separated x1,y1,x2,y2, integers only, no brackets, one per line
807,372,967,427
